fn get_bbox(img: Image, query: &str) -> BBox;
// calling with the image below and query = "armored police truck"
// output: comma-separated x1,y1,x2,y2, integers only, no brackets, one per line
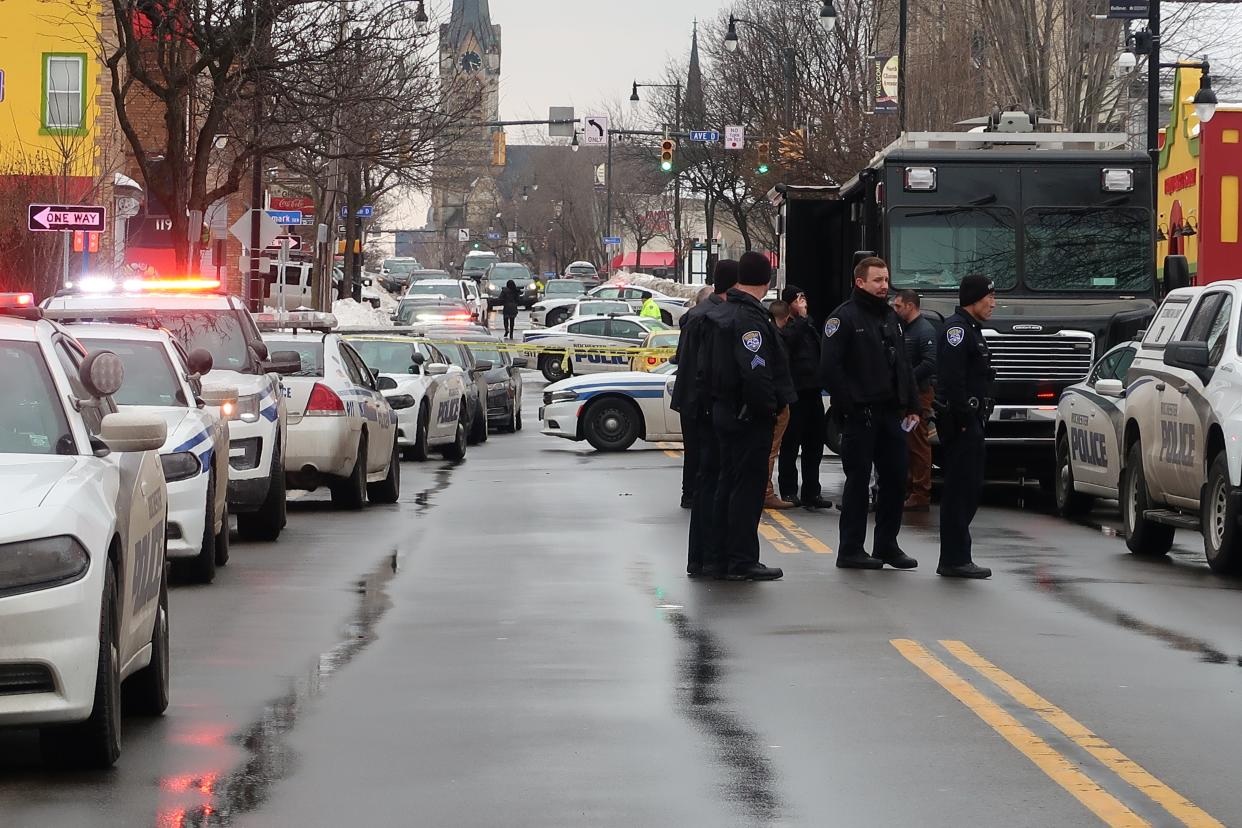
777,113,1158,479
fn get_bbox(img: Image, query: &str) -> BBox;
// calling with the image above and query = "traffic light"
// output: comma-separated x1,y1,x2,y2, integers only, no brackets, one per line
473,242,481,250
779,128,807,162
660,139,675,173
756,142,771,174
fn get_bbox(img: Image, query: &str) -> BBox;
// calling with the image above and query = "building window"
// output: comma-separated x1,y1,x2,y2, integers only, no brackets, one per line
42,53,85,132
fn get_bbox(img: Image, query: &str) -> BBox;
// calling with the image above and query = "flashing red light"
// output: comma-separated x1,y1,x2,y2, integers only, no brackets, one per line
138,278,222,292
1036,391,1057,400
443,312,472,321
646,357,659,366
306,383,345,416
0,292,35,307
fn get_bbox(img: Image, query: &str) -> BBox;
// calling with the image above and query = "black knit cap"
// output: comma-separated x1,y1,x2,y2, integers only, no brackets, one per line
959,274,995,307
781,284,803,304
712,259,739,293
737,251,772,286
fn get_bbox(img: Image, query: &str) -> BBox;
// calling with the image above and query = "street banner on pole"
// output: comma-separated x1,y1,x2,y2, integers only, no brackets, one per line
874,56,899,114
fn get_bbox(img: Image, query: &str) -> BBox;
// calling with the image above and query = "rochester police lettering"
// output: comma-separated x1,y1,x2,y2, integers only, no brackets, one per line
1159,420,1196,467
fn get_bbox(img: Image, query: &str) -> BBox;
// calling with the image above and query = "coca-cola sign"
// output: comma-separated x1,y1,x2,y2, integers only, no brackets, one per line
269,196,314,212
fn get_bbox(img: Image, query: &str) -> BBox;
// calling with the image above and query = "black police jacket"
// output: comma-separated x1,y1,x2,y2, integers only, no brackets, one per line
935,308,995,417
903,313,938,391
669,293,722,413
701,288,791,418
819,287,919,414
779,315,823,391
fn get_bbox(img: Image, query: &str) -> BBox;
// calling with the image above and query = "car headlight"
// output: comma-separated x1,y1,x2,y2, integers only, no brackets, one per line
225,393,262,423
0,536,90,598
486,381,509,392
161,451,202,482
487,284,500,294
549,390,578,403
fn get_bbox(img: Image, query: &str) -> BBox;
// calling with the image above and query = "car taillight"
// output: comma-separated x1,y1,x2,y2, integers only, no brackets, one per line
306,383,345,416
646,357,659,366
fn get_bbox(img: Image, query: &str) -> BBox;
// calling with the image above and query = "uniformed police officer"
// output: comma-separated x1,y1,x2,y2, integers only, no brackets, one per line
671,260,738,578
820,257,921,570
935,274,997,578
701,252,788,581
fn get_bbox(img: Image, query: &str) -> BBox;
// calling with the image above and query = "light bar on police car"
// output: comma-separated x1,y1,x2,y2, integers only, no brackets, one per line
254,311,338,332
0,292,41,320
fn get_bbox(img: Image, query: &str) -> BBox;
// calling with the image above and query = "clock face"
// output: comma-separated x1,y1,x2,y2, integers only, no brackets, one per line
460,51,482,73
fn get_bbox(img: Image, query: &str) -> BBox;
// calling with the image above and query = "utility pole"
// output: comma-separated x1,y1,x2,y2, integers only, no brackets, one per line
246,0,266,312
341,28,363,302
897,0,909,134
1146,0,1161,216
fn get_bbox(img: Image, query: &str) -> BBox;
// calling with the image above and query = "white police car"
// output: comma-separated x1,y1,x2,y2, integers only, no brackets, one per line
344,332,471,461
0,294,169,767
67,324,232,583
523,314,672,382
532,284,687,328
43,285,293,541
1052,341,1138,517
260,313,406,507
540,363,681,451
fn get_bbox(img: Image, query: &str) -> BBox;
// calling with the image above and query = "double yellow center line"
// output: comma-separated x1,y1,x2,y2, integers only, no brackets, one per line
761,509,833,555
893,639,1222,827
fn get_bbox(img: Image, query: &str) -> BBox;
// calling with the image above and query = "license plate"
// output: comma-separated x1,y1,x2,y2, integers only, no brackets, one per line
538,406,545,420
1000,409,1028,421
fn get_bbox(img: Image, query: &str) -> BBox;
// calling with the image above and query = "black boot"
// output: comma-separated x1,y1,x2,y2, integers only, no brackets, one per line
836,552,883,570
936,562,992,579
802,496,834,511
874,548,918,570
725,563,784,581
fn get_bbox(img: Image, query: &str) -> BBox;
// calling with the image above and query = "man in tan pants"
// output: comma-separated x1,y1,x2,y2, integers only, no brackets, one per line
764,301,796,510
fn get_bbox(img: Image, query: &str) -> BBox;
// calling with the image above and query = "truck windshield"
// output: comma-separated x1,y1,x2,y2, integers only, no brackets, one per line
1024,208,1151,292
889,207,1018,291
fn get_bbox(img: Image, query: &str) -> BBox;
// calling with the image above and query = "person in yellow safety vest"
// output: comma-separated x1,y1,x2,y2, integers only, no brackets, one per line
640,297,662,320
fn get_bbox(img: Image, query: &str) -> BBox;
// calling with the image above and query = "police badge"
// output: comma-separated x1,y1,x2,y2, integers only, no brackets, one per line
742,330,763,352
824,317,841,337
946,326,965,347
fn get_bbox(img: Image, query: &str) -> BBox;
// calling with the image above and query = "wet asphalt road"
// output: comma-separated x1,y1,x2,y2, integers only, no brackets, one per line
4,368,1242,825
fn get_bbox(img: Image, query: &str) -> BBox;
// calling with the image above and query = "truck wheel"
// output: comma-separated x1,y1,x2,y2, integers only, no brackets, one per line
237,440,286,542
583,397,640,452
540,354,570,383
1203,452,1242,573
367,439,401,504
331,433,368,510
42,559,122,768
1054,431,1093,518
1121,441,1174,557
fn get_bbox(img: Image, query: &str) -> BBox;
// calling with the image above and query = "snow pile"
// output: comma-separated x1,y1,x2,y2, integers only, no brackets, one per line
607,270,701,300
333,298,393,328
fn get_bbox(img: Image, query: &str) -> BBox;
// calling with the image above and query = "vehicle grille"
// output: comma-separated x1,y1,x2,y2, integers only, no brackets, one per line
983,332,1095,383
0,663,55,695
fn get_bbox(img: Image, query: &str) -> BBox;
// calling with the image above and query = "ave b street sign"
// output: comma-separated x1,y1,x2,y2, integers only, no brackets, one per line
725,125,745,150
28,203,106,232
689,130,720,143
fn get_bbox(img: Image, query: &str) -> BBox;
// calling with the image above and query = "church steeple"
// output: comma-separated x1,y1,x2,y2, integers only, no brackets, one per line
446,0,498,54
685,21,706,128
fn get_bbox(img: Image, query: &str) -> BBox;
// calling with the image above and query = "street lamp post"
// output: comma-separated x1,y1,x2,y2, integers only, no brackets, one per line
632,80,684,280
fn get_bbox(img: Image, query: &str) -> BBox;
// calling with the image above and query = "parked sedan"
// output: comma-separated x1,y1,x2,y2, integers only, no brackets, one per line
454,332,529,432
394,297,476,326
540,363,680,452
419,330,494,446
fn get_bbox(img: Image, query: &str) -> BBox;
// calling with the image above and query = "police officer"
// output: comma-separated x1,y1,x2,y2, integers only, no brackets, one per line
671,260,738,577
935,274,996,579
701,252,788,581
820,257,920,570
777,285,832,510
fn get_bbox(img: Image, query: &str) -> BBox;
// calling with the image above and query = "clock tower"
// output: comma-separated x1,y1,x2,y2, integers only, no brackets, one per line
431,0,503,258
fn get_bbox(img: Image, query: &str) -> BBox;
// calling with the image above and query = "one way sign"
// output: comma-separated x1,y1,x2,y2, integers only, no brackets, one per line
28,203,107,232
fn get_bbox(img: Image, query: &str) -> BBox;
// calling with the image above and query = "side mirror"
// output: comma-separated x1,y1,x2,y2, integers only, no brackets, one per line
411,352,426,366
1164,255,1192,293
80,350,125,398
512,357,529,369
390,314,400,323
426,362,449,376
386,393,416,411
1164,340,1209,371
187,348,214,376
253,341,270,361
472,360,494,373
265,350,303,375
99,411,167,453
377,375,398,391
1095,379,1125,398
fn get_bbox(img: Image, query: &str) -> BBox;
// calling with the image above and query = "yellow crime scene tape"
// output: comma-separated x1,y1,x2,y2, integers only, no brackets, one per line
348,332,677,372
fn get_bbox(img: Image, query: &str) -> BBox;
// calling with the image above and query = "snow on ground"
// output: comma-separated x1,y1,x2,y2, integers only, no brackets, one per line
333,298,393,328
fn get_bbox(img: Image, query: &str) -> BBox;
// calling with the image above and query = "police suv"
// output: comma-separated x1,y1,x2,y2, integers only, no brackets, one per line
44,285,295,541
1052,341,1138,516
0,294,170,767
65,324,232,583
522,314,672,382
1114,285,1242,572
260,313,406,507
